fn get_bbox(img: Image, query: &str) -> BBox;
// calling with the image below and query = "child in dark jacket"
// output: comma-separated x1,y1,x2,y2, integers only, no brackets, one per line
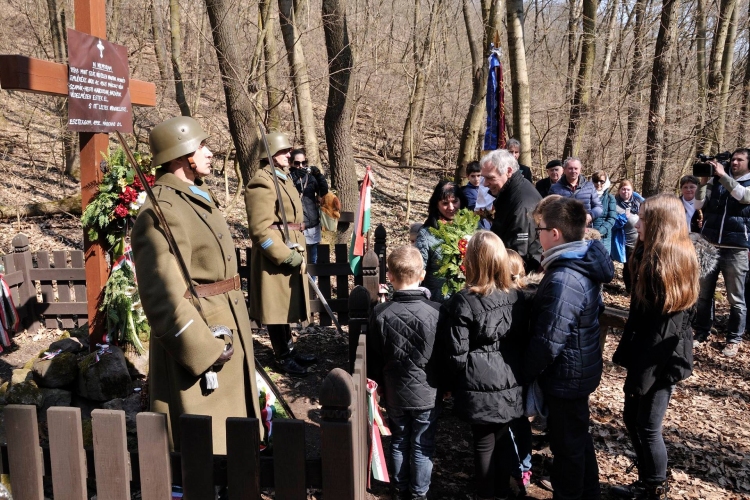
522,197,614,499
610,195,702,500
441,231,528,500
367,245,442,500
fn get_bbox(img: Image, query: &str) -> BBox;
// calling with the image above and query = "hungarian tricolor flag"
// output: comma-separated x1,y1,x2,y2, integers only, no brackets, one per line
349,166,372,275
483,46,506,150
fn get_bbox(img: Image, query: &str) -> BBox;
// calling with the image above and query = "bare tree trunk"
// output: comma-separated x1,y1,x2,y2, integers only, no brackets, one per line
260,0,283,130
621,0,648,179
565,0,582,102
506,0,531,168
191,10,206,115
597,0,619,94
738,2,750,143
399,0,442,167
322,0,357,242
694,0,708,154
107,0,121,42
204,0,262,185
45,0,80,180
715,3,738,151
698,0,737,153
563,0,596,158
642,0,680,196
169,0,191,117
150,0,170,82
278,0,321,167
454,0,500,182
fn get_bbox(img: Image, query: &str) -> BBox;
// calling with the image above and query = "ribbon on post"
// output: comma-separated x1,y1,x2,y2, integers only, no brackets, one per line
367,379,391,486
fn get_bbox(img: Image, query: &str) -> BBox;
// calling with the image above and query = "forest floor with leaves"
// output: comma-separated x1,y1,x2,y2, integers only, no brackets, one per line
1,159,749,499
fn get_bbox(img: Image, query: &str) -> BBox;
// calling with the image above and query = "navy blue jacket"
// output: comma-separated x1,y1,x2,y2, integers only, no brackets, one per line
700,173,750,248
522,240,614,399
593,192,617,254
550,175,603,218
462,183,479,210
367,289,442,410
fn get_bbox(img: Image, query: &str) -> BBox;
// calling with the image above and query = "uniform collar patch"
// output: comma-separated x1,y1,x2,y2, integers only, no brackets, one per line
274,169,288,181
189,185,212,203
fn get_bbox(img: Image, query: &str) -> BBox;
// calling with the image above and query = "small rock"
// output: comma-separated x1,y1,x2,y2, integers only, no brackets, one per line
49,337,85,354
6,379,44,407
102,392,143,430
32,352,78,388
77,346,132,401
41,388,73,411
11,368,33,386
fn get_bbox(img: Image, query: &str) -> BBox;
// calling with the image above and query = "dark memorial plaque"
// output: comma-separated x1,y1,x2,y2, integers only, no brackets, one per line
67,28,133,133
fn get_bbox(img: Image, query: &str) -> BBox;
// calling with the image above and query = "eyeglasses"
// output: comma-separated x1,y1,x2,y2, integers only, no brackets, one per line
293,160,307,166
534,227,555,235
593,180,605,185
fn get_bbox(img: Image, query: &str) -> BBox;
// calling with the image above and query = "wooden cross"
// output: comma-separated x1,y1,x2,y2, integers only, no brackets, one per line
0,0,156,344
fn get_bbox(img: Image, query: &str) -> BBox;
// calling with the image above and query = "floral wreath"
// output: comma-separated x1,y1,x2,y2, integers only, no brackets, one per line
429,208,480,298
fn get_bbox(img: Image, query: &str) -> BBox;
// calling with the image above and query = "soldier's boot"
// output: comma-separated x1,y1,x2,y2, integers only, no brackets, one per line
276,356,308,377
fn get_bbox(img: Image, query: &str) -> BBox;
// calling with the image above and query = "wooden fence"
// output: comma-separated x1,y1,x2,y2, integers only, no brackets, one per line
0,222,387,335
0,334,370,500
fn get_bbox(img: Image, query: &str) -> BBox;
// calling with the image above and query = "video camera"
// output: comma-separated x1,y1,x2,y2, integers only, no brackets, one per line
693,151,732,177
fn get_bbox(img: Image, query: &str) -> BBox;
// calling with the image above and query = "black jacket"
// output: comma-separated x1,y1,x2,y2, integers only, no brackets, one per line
519,164,533,183
367,289,442,410
289,166,329,228
442,288,527,425
490,172,543,273
611,239,716,395
535,177,552,198
522,240,614,399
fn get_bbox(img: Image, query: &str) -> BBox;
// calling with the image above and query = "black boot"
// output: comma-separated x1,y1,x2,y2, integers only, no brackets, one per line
610,480,646,498
275,356,308,377
639,481,668,500
292,350,318,366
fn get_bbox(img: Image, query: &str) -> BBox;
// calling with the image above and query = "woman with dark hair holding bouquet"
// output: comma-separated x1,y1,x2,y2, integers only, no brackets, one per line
441,230,528,500
611,194,701,500
415,181,467,302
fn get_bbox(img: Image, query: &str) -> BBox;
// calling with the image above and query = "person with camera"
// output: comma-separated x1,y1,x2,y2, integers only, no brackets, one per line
289,149,329,265
693,148,750,357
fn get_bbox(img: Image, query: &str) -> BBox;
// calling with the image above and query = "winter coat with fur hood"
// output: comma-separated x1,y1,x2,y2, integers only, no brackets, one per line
612,235,718,395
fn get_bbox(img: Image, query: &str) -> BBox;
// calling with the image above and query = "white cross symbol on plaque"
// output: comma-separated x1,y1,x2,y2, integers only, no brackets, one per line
96,39,104,58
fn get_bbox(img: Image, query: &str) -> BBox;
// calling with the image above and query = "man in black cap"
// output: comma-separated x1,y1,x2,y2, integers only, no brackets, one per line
535,159,563,198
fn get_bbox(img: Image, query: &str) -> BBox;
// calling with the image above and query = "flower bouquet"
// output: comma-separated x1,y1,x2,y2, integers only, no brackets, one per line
100,256,150,354
429,208,481,297
81,147,156,250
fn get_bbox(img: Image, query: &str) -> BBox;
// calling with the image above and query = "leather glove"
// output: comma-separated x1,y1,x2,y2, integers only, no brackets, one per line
284,249,304,268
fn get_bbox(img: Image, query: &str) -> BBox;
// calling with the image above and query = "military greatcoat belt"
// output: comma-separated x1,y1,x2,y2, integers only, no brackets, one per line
183,274,241,298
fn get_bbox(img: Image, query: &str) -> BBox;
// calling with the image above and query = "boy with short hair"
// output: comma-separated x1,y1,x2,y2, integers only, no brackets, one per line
462,161,483,210
367,245,442,500
523,198,614,499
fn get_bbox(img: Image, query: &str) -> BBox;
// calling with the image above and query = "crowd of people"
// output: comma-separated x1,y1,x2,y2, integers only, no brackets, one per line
369,141,749,500
130,115,744,499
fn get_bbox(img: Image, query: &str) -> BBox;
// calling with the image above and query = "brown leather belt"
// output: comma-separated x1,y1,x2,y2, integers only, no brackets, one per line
184,274,241,299
269,222,306,231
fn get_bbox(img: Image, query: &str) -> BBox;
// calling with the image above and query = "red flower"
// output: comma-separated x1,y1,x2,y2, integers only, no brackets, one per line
114,203,130,218
132,174,155,191
458,238,468,257
459,264,466,273
119,186,137,203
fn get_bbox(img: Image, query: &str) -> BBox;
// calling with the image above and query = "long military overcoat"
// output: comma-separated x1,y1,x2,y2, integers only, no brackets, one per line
245,164,310,325
131,172,262,454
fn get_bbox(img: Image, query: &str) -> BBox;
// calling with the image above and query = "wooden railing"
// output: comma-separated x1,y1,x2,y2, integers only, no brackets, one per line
0,335,370,499
1,223,387,336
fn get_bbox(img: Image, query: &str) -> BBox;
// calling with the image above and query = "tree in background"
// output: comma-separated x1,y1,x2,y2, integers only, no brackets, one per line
506,0,531,169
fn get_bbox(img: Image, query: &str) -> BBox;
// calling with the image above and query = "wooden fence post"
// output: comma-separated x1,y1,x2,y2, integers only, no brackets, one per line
48,407,87,500
12,233,40,332
373,224,387,284
136,412,172,500
91,409,131,500
5,405,44,500
320,368,357,500
348,286,371,372
361,249,380,302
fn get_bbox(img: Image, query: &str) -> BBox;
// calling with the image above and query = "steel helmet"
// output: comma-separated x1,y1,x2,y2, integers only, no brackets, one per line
264,131,293,158
149,117,209,167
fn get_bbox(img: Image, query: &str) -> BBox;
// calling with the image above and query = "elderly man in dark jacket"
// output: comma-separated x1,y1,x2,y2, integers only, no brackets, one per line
522,197,614,499
481,149,543,273
550,157,603,225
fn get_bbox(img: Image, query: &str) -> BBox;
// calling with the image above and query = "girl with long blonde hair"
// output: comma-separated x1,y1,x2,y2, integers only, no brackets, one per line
612,194,699,500
442,231,528,500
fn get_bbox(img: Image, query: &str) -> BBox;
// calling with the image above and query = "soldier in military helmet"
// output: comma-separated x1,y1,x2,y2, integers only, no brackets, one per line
245,131,317,377
132,116,262,454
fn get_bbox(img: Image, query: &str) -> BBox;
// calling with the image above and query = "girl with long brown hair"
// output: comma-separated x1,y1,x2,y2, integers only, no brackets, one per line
441,231,528,500
611,194,700,500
